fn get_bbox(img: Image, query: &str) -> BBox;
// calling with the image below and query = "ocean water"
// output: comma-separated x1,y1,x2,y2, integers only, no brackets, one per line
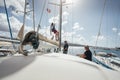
68,46,120,58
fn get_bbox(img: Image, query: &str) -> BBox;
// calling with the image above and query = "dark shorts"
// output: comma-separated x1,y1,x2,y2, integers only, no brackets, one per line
52,29,57,34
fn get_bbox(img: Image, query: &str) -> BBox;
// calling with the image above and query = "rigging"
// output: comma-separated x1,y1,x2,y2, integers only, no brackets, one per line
37,0,47,33
3,0,16,50
95,0,106,49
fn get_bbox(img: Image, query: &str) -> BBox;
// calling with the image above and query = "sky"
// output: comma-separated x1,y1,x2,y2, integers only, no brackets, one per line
0,0,120,48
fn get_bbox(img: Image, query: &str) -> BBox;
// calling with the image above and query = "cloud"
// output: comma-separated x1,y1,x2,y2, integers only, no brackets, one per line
61,31,75,42
73,23,79,29
118,32,120,36
63,11,69,16
61,31,88,45
0,0,25,12
0,31,10,38
38,26,53,39
0,0,31,20
0,13,33,38
75,34,88,44
92,35,106,41
0,13,22,32
62,21,68,26
112,27,117,32
0,14,8,32
62,11,69,20
0,13,12,32
49,11,69,26
49,15,59,24
11,0,31,20
73,22,84,31
62,31,75,37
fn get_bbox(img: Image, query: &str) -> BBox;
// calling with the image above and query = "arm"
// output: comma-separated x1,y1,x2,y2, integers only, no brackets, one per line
81,54,86,58
76,54,86,58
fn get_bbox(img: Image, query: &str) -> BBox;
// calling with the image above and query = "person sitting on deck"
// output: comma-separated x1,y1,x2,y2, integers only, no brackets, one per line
77,46,92,61
50,23,59,41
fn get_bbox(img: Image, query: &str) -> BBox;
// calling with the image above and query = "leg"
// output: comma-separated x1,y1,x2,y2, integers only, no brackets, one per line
63,50,67,54
55,32,59,41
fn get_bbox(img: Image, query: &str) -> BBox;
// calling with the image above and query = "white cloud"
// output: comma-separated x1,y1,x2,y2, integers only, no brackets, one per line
62,32,75,37
0,0,31,20
112,27,117,32
62,31,75,42
62,21,68,26
49,11,69,26
38,26,53,39
48,12,69,33
49,15,59,24
73,22,84,31
61,31,88,45
10,16,23,31
0,13,32,38
75,34,88,44
63,11,69,16
0,14,8,32
0,0,25,12
8,0,24,11
62,11,69,20
0,13,22,32
73,23,79,29
118,32,120,36
92,35,106,41
11,0,31,20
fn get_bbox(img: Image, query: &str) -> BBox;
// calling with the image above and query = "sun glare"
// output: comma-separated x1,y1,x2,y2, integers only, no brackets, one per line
63,0,79,5
65,0,73,3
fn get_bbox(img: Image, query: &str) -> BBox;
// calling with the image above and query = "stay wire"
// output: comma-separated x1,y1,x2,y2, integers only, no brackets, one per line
95,0,107,48
3,0,16,50
37,0,47,33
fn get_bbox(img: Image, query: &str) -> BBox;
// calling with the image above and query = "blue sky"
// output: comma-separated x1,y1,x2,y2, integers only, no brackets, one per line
0,0,120,48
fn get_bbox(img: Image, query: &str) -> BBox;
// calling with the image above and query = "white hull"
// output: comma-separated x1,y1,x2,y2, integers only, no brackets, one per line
0,53,120,80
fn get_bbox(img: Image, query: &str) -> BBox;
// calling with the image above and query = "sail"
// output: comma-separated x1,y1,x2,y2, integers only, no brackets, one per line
17,25,24,41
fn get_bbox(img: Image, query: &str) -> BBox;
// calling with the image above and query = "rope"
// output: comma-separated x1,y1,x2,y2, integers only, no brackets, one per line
37,0,47,33
4,0,13,39
3,0,16,50
71,1,74,54
115,5,120,47
95,0,106,48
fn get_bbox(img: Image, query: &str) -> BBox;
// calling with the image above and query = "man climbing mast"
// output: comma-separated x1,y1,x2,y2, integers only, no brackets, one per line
50,22,59,41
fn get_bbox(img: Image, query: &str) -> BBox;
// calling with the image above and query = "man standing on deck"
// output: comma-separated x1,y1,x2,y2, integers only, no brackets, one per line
63,41,69,54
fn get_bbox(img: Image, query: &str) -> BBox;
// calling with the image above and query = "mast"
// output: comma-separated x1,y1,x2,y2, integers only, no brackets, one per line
59,0,62,51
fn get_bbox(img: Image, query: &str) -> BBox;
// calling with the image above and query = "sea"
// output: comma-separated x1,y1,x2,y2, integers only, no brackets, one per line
68,46,120,58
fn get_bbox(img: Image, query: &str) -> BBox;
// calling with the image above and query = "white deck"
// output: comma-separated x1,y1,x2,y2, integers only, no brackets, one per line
0,53,120,80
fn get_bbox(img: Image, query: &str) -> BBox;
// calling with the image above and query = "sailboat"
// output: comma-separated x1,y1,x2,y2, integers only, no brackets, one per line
0,0,120,80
